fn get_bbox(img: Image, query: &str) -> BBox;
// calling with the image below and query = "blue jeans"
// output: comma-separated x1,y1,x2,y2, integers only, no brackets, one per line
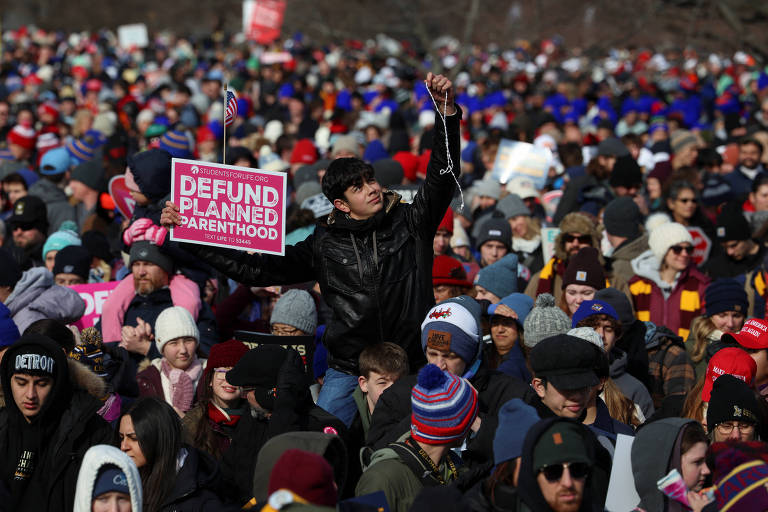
317,368,359,427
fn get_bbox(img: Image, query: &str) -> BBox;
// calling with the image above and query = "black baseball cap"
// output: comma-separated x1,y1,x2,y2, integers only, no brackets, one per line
529,334,600,390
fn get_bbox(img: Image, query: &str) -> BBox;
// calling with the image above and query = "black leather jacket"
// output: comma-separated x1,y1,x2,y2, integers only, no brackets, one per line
181,109,461,374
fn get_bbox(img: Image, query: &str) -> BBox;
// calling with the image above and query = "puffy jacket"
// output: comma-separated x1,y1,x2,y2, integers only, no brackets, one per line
180,109,461,374
4,267,86,332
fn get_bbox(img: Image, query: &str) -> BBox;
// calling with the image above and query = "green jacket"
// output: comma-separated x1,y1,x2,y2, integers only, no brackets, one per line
355,436,456,512
352,387,371,440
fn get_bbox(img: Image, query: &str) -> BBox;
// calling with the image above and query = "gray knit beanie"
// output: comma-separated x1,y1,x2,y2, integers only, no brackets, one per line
496,194,530,220
523,293,571,348
270,289,317,335
475,253,519,299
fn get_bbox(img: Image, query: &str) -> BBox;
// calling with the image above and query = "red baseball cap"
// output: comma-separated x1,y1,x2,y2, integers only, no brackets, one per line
722,318,768,349
701,347,756,402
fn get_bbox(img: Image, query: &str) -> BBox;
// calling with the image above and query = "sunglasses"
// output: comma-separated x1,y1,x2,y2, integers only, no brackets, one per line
669,245,693,255
538,462,590,482
563,234,591,244
676,197,697,204
10,221,35,232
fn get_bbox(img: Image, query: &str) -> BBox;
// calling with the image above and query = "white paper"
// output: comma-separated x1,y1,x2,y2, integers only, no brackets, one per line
117,24,149,49
605,433,641,512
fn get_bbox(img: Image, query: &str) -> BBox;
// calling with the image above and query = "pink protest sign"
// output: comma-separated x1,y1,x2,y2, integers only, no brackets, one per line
70,281,120,329
170,158,287,255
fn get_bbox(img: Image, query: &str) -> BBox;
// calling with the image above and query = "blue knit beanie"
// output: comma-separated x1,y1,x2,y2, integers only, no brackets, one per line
0,303,20,347
705,278,748,317
158,129,193,159
571,300,619,328
42,220,81,260
421,296,481,368
475,253,519,299
488,293,534,329
493,399,540,465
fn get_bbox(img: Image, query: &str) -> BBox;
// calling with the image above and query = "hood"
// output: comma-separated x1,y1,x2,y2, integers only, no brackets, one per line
631,418,696,511
28,179,68,202
73,444,142,512
612,233,649,261
517,417,601,512
554,213,602,263
68,359,107,399
0,333,72,425
630,249,661,282
127,149,172,201
251,431,348,503
5,267,53,312
10,283,86,332
608,348,627,379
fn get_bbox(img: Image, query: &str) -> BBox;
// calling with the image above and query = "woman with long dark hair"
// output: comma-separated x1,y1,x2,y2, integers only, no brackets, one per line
118,396,227,511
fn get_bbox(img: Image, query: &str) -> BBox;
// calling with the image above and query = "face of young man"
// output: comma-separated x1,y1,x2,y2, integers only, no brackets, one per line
425,346,467,376
358,371,397,414
480,240,508,266
532,378,590,419
11,374,53,422
433,229,452,256
334,177,383,220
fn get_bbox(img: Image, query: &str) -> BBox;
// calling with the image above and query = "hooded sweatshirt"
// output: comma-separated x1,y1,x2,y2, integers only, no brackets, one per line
0,334,112,511
516,417,606,512
5,267,86,332
631,418,697,512
73,444,143,512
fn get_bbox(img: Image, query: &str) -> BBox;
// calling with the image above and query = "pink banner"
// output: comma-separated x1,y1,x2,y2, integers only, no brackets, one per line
170,158,286,255
70,281,120,330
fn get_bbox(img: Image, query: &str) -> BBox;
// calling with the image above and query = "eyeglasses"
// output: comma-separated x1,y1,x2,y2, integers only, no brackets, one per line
676,197,698,204
669,245,693,255
537,462,589,482
271,325,301,336
563,234,591,245
715,422,755,435
213,367,232,379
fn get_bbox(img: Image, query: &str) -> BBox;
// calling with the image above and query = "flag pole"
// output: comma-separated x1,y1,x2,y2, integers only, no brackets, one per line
222,83,227,165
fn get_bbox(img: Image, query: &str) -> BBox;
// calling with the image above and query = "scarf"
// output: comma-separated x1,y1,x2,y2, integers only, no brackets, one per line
207,402,243,427
330,205,387,232
160,358,203,413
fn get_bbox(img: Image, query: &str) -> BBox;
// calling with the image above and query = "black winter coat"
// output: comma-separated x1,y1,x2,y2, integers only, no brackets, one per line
160,446,233,512
0,390,112,512
366,367,537,467
180,110,461,374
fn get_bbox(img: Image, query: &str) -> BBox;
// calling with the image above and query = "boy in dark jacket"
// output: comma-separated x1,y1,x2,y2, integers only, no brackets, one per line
0,333,112,511
162,73,461,426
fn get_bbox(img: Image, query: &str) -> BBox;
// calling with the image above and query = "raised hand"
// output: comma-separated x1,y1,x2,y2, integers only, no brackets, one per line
425,72,456,116
160,200,182,229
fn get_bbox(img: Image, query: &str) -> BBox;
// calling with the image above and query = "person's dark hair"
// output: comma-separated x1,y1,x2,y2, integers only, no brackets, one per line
191,371,243,459
24,319,76,353
698,147,723,169
275,134,295,157
574,314,623,341
322,158,375,203
753,174,768,194
558,142,583,168
664,179,697,203
122,397,182,511
586,156,610,181
358,342,409,379
620,133,642,150
484,459,518,505
2,172,27,190
286,208,316,233
740,137,764,156
681,421,708,455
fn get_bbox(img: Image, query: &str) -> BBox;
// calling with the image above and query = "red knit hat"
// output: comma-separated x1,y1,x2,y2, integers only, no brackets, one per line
205,340,249,377
438,209,453,234
290,139,317,165
432,255,471,287
7,125,36,150
268,449,337,506
393,151,419,182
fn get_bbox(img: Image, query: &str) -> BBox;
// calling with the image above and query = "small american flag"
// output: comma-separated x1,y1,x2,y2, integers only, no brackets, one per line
225,89,238,127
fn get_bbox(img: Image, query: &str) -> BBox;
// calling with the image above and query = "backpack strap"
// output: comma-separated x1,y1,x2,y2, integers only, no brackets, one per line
387,441,443,487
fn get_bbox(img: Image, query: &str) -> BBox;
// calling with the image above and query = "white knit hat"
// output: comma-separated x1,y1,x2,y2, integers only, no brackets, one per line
568,327,605,351
648,221,693,263
450,219,470,249
154,306,199,355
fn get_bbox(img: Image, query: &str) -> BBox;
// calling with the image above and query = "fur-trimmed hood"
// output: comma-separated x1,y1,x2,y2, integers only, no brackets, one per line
554,212,603,263
73,444,143,512
0,358,106,408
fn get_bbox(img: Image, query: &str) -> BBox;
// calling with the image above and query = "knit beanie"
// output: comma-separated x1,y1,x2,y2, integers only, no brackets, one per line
42,221,81,260
488,293,534,328
603,197,641,239
701,347,756,402
421,296,481,367
493,398,540,465
270,289,317,335
473,178,501,200
561,247,605,290
268,449,337,506
0,303,20,348
714,455,768,510
476,216,512,251
158,129,193,159
432,255,471,287
71,158,106,192
670,130,698,154
594,288,634,326
532,421,592,470
648,221,693,263
568,327,605,351
523,294,572,348
205,340,249,376
290,139,318,165
438,209,453,234
0,248,21,289
129,241,174,276
475,253,519,299
609,155,643,188
716,207,752,242
372,158,404,187
450,220,470,249
7,125,36,150
571,300,619,328
706,374,760,429
154,306,199,355
496,194,530,220
705,279,748,317
53,245,91,281
411,364,479,445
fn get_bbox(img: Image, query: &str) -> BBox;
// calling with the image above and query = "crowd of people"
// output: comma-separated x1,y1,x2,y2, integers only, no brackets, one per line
2,22,768,512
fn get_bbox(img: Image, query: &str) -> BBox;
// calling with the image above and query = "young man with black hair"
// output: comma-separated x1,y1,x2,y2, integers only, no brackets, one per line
162,73,461,426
